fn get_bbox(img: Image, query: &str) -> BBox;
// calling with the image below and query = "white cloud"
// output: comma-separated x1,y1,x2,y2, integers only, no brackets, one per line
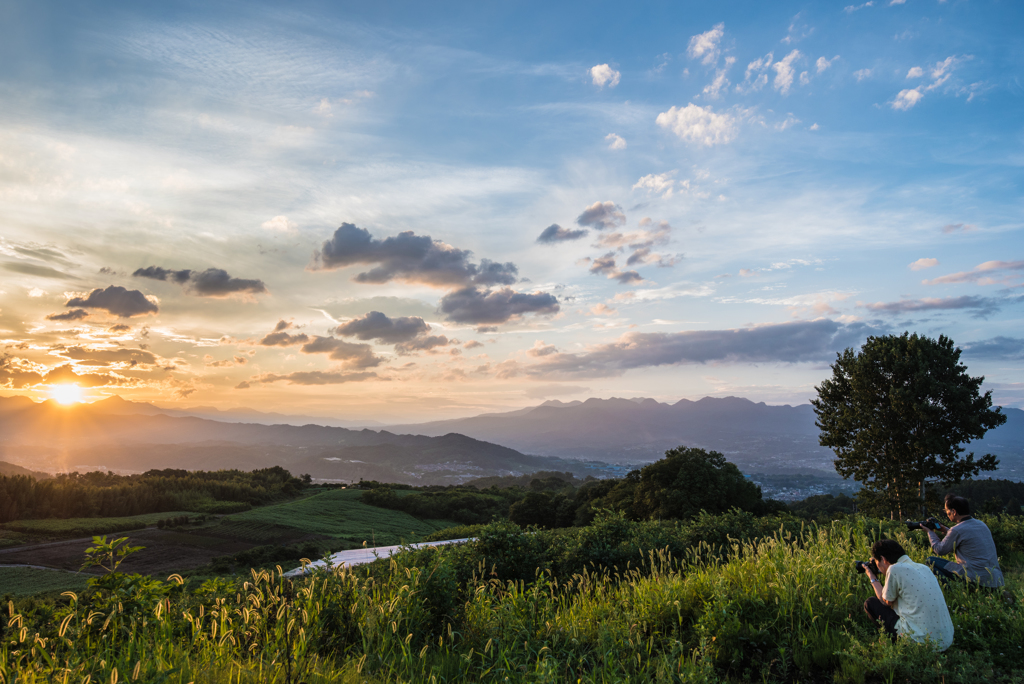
853,69,872,82
816,55,839,73
892,87,924,110
843,1,874,13
772,50,802,94
605,133,627,150
315,98,332,116
809,123,820,130
889,0,906,5
633,172,676,197
28,288,46,298
745,53,773,80
737,53,773,92
656,104,737,146
702,57,736,99
799,71,810,86
590,64,621,88
775,114,801,131
687,23,725,66
906,66,924,78
262,215,297,232
909,258,939,271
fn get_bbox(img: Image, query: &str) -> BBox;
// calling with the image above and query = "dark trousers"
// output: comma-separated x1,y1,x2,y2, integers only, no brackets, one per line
863,597,899,643
926,556,961,583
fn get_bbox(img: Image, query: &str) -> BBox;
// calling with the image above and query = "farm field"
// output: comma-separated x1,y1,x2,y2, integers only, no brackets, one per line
1,511,197,538
0,566,90,597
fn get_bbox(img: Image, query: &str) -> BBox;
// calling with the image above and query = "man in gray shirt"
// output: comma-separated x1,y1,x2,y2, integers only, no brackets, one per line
922,494,1004,588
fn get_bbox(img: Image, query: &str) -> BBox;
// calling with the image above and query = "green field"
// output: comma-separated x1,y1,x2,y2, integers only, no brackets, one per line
0,567,90,598
1,511,197,537
217,488,457,546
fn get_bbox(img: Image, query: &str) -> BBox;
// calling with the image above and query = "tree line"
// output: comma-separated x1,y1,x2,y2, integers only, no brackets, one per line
0,466,305,523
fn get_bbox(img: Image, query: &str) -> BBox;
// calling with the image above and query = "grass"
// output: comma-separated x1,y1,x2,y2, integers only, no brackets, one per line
216,488,458,546
0,567,90,598
0,511,198,537
2,515,1022,683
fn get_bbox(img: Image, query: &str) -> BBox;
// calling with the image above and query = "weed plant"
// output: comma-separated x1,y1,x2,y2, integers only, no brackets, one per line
2,513,1022,683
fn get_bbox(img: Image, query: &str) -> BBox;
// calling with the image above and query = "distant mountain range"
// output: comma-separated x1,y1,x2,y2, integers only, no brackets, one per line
387,396,1024,477
0,395,608,484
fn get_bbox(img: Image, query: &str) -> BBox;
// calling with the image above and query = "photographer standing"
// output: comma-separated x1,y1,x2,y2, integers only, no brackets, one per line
922,494,1004,588
862,539,954,650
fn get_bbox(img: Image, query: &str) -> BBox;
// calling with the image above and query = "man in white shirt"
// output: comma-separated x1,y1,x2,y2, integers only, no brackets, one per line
862,539,955,651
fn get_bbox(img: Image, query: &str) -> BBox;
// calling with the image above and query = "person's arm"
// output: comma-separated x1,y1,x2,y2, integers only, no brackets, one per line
928,525,957,555
865,568,891,606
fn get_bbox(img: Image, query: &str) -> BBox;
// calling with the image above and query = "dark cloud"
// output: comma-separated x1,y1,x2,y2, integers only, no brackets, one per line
588,253,644,285
133,266,192,284
235,381,251,389
133,266,267,297
862,296,1000,318
59,346,158,366
252,370,377,385
333,311,429,344
961,336,1024,360
3,261,76,279
463,340,484,349
46,309,90,322
309,223,518,287
519,320,883,379
0,356,44,388
576,201,627,230
438,286,560,324
537,224,588,244
395,335,450,354
259,320,310,347
613,270,643,284
107,324,131,333
66,286,159,318
300,336,381,368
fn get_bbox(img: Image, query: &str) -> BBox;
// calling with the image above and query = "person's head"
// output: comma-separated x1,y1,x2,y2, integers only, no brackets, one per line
944,494,970,519
870,539,906,569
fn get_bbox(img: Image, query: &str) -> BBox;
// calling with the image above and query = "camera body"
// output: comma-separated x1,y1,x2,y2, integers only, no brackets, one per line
905,517,942,531
854,559,880,576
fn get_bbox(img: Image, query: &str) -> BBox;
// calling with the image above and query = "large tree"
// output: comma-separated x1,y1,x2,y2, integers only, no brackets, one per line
812,332,1005,519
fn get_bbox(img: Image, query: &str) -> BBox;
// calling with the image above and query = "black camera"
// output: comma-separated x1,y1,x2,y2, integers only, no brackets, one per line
905,517,941,531
854,559,880,575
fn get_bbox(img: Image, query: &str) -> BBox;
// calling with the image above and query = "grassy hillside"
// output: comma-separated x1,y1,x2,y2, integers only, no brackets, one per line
0,567,89,598
2,513,1022,683
2,511,197,537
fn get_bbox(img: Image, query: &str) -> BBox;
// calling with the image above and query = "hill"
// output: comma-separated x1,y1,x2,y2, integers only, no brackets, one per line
0,460,48,479
387,396,1024,477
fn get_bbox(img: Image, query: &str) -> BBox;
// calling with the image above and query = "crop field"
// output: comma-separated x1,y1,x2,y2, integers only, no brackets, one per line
216,488,457,546
0,566,89,597
0,511,197,537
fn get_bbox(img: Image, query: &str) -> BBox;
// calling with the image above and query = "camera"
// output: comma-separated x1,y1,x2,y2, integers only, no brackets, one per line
854,559,880,575
905,517,942,531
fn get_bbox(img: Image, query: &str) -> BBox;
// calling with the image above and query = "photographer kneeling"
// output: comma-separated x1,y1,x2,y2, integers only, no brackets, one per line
917,494,1004,589
861,539,954,651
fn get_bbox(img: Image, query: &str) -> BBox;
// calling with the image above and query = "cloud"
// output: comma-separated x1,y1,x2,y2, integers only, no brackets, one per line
300,336,381,368
923,260,1024,286
537,224,588,244
133,266,267,297
594,219,676,269
961,337,1024,360
853,69,872,82
309,223,518,288
687,23,725,66
772,50,802,94
656,104,737,146
843,0,873,9
3,261,77,279
252,370,377,385
909,258,939,270
590,64,620,88
522,384,590,399
107,324,131,333
46,309,90,322
589,303,618,316
816,55,839,73
861,296,1000,318
65,286,159,318
702,58,736,99
262,215,296,232
394,335,450,354
942,223,977,234
463,340,484,349
586,253,645,284
259,320,311,347
520,320,881,379
438,286,560,324
891,87,924,110
0,356,142,390
633,173,676,197
907,66,924,78
58,346,159,366
576,202,627,230
333,311,429,343
605,133,627,150
235,381,251,389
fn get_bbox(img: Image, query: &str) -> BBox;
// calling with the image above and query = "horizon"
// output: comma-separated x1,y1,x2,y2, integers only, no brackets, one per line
1,1,1021,423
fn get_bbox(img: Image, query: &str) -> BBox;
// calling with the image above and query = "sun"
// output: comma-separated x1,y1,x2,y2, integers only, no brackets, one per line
50,384,84,405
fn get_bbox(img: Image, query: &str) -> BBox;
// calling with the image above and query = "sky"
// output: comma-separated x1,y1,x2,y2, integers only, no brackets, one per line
0,0,1022,423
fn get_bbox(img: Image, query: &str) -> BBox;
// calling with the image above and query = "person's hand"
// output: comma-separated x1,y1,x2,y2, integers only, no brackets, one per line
865,568,877,583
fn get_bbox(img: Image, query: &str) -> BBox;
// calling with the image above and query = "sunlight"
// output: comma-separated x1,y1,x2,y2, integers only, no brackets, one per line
50,383,83,405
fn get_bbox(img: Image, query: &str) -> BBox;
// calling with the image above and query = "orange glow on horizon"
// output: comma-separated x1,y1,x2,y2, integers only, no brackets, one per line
50,384,84,405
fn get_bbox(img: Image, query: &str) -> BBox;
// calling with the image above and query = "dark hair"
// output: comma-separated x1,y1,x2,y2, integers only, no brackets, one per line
870,539,906,564
945,494,970,515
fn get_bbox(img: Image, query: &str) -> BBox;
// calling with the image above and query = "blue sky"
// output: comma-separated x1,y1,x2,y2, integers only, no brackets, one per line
0,0,1021,421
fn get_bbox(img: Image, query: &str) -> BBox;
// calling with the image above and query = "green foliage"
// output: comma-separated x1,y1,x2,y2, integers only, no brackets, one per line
0,567,89,598
813,332,1006,519
3,513,1023,684
789,493,858,520
362,486,516,525
80,535,144,573
1,510,194,537
422,523,488,542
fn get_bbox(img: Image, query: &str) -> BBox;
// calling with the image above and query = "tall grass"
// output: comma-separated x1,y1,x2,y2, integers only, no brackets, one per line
2,515,1022,683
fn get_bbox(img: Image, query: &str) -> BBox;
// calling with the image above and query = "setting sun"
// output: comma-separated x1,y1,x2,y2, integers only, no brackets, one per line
50,384,83,405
